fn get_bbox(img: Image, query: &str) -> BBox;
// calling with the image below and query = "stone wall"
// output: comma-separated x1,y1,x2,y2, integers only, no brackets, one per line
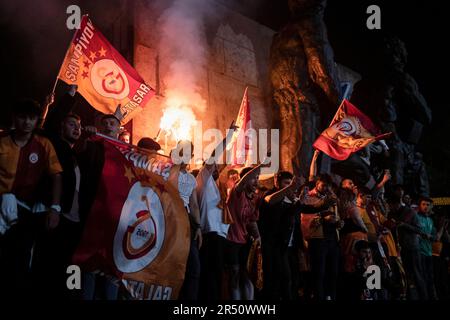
132,0,275,154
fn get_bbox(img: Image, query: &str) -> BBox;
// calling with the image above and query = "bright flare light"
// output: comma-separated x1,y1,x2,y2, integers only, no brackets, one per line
159,103,197,142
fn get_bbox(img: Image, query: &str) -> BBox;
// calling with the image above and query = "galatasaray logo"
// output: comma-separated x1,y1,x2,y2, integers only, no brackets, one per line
113,182,165,273
324,116,359,139
90,59,130,100
122,210,157,260
29,152,38,164
336,119,357,135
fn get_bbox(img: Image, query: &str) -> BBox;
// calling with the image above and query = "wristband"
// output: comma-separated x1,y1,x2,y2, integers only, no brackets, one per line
50,204,62,214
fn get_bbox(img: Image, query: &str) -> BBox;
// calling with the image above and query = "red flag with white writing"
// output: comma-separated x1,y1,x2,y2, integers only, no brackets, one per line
227,87,256,167
313,99,391,160
72,137,189,300
57,15,155,124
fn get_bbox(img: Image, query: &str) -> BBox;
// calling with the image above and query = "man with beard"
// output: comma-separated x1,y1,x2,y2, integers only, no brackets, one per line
341,178,358,195
35,116,83,297
77,109,123,300
29,85,84,298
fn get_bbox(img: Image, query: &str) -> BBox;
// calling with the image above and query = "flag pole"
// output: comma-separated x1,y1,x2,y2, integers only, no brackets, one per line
51,28,77,94
51,78,59,94
154,128,162,141
41,16,86,129
92,131,171,159
51,15,89,94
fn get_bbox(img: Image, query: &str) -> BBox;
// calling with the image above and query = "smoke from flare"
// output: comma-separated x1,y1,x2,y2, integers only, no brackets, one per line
156,0,212,144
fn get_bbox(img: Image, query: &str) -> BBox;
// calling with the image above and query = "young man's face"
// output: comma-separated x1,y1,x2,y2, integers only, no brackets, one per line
62,117,81,143
403,194,411,205
101,117,121,138
245,174,259,195
177,143,193,168
342,179,357,194
359,248,372,261
316,180,328,194
279,178,297,201
212,167,220,181
119,134,130,144
419,200,432,215
227,173,239,188
278,178,292,190
14,114,38,134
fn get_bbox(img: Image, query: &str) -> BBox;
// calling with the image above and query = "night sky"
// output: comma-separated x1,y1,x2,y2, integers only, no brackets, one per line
324,0,450,195
0,0,448,194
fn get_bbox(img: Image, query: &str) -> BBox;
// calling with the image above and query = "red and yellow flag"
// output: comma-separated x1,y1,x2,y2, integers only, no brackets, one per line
227,87,255,167
313,99,391,160
73,137,189,300
57,15,155,124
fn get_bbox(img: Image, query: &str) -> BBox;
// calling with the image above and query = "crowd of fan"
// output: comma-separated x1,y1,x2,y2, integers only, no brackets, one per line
0,88,449,301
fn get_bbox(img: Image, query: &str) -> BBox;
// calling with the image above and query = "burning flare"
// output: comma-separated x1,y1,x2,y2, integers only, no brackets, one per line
159,100,197,142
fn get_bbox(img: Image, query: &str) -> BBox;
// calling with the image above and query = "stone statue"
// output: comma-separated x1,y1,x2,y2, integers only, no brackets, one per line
269,0,341,176
351,36,432,196
384,36,431,196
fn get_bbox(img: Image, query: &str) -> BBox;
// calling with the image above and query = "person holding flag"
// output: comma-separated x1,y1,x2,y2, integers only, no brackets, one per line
228,87,256,167
309,99,391,189
312,99,391,162
197,122,237,301
72,128,189,300
32,84,84,299
75,111,124,300
55,15,155,125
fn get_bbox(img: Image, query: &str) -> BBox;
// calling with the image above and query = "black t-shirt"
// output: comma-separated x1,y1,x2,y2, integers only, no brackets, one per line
259,188,299,249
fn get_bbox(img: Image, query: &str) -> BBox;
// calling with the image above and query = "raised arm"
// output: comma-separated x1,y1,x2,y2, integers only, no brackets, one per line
43,85,78,136
309,149,320,182
235,151,271,193
348,206,368,233
265,176,302,205
235,164,262,194
204,121,238,172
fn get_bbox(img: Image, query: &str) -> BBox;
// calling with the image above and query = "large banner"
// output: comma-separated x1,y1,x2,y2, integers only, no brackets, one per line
313,99,391,160
73,137,189,300
58,15,155,124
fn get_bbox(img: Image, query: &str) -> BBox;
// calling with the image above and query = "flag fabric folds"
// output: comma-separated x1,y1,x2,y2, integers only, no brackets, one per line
57,15,155,124
227,87,255,167
313,99,390,160
72,137,189,300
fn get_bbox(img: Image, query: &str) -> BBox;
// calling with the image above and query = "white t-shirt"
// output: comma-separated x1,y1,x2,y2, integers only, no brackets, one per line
196,166,229,238
178,170,197,212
